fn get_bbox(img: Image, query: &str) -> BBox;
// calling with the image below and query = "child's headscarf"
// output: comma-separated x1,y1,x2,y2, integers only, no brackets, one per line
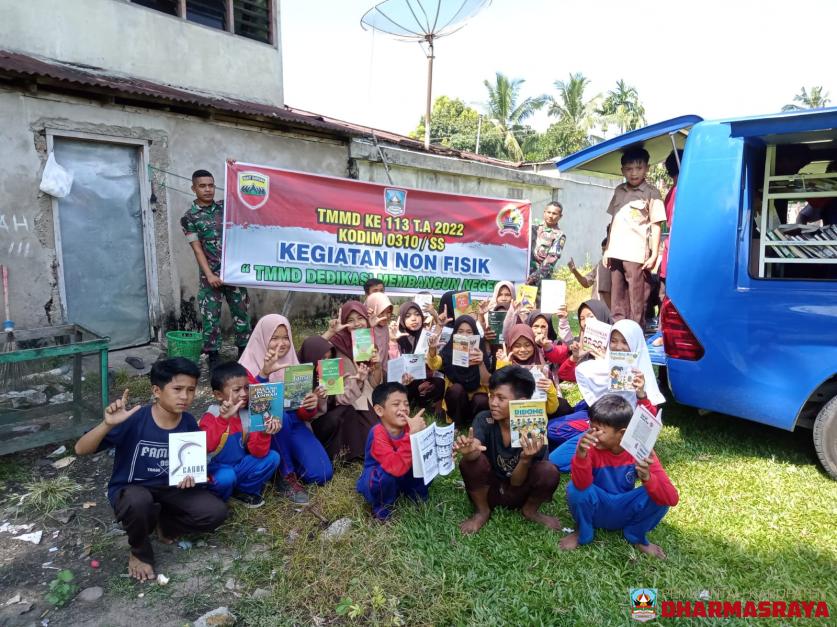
364,292,393,368
576,319,665,407
578,299,614,326
439,315,491,392
526,310,557,342
238,314,298,382
329,301,369,360
505,324,544,366
397,301,424,355
438,291,456,328
490,280,515,311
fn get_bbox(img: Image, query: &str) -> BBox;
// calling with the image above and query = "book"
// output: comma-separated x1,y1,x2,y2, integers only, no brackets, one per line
608,351,639,391
516,284,538,307
248,382,284,432
317,358,344,395
581,319,612,356
487,310,507,344
414,328,430,355
387,354,426,383
168,431,207,486
539,279,566,313
351,327,374,362
411,422,455,485
528,366,548,401
284,363,314,409
453,291,471,317
451,334,478,367
438,326,454,348
508,400,548,448
620,405,663,462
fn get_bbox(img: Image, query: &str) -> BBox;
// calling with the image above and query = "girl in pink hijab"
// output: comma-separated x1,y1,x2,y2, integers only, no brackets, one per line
238,315,332,503
364,292,395,366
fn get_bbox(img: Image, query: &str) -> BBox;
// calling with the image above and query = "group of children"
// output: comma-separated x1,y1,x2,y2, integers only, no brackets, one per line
75,287,678,581
76,146,679,580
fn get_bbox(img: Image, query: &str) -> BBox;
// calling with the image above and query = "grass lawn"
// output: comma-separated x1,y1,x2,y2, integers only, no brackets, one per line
215,386,837,626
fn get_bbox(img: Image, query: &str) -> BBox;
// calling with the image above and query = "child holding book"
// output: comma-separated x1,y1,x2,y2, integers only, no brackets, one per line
356,382,430,520
201,362,281,508
392,301,445,408
426,315,492,427
549,319,664,468
74,358,227,581
557,300,615,383
454,366,561,534
239,315,333,503
494,324,571,417
559,394,677,559
319,301,383,461
489,281,515,311
365,292,395,366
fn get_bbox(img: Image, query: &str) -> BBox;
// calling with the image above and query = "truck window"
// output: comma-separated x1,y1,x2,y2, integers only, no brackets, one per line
748,137,837,280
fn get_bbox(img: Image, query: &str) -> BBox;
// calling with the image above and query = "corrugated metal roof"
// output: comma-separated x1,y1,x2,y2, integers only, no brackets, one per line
0,49,522,169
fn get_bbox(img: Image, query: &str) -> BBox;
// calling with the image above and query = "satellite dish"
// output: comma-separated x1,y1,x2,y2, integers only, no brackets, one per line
361,0,492,149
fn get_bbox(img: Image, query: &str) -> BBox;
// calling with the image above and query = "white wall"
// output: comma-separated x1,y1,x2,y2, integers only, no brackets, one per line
0,0,283,105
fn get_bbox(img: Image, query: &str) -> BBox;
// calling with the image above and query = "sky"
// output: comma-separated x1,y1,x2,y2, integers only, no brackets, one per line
280,0,835,139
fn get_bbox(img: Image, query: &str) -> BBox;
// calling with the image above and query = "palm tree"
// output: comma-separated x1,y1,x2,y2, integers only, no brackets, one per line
598,79,646,134
549,72,599,133
782,86,831,111
483,73,548,161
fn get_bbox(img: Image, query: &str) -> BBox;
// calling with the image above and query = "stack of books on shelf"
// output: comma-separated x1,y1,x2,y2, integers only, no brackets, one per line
766,224,837,260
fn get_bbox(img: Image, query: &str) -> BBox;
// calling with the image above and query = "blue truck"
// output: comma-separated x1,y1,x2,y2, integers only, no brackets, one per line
557,109,837,479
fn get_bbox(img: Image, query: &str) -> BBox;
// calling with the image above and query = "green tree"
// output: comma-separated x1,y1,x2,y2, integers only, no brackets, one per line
410,96,504,157
523,120,591,162
598,79,646,134
483,73,548,161
782,86,831,111
548,72,599,133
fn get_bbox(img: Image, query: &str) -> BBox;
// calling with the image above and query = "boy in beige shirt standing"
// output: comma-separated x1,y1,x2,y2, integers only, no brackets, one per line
602,148,666,329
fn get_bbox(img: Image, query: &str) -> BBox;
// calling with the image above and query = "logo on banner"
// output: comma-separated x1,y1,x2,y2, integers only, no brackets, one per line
237,171,270,210
629,588,658,622
385,188,407,216
496,204,525,237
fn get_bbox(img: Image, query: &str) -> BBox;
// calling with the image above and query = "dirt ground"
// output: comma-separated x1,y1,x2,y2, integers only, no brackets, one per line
0,362,250,627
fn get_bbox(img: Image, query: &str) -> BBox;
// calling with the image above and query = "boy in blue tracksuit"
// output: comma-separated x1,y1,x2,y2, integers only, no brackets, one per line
200,362,280,508
559,394,678,559
356,382,430,520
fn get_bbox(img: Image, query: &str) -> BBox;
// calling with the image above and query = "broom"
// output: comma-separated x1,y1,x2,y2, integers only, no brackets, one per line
1,264,23,391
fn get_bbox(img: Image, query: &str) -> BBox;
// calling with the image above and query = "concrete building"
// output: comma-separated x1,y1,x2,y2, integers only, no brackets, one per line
0,0,614,349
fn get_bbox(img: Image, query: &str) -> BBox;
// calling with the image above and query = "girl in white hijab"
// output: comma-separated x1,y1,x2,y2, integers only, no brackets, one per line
547,319,665,472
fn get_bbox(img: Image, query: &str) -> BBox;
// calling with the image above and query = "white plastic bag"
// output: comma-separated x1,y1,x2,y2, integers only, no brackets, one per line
39,152,74,198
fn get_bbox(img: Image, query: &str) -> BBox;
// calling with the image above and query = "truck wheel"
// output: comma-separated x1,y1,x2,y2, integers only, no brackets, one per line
813,395,837,480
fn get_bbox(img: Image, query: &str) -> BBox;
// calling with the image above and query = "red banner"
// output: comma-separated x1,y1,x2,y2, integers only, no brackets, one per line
221,162,531,295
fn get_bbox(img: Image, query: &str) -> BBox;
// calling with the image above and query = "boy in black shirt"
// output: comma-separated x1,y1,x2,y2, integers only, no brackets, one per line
75,358,227,581
454,365,561,534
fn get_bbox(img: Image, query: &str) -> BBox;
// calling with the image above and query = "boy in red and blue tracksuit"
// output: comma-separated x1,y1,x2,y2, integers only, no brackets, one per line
559,394,678,559
200,362,280,508
356,382,430,520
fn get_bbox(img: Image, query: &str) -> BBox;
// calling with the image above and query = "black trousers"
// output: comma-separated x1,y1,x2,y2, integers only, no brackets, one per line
113,484,228,566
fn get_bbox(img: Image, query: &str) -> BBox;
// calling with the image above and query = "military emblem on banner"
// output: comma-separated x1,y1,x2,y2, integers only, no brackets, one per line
385,188,407,217
237,171,270,210
496,204,525,237
629,588,658,622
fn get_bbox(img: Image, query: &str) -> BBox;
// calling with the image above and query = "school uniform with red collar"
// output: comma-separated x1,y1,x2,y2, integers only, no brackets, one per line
199,406,280,501
566,434,678,547
356,423,429,520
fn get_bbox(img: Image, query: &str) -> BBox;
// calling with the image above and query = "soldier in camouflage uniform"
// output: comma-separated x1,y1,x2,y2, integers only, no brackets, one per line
181,169,251,370
527,201,567,287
